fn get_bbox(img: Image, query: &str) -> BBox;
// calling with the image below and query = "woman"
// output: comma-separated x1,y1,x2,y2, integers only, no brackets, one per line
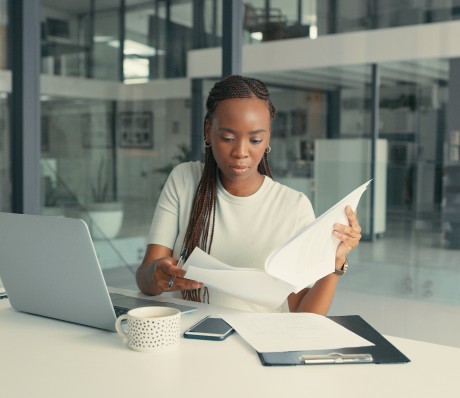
136,75,362,314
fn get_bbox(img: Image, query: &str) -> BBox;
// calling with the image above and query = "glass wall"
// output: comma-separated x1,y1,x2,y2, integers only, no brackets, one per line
41,0,222,82
39,91,191,268
0,0,7,69
91,3,121,81
321,0,460,35
247,60,460,347
0,0,9,212
256,59,459,311
41,0,91,78
0,91,9,212
244,0,316,43
256,66,377,236
4,0,460,346
38,0,201,276
244,0,460,42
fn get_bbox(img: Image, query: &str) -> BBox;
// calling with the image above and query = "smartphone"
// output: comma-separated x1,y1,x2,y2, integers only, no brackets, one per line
183,316,234,341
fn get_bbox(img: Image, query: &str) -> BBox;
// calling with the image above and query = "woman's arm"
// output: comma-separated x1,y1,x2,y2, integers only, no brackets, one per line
136,244,203,296
288,206,361,315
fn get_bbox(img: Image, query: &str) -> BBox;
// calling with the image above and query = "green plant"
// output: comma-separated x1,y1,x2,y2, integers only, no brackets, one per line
154,143,191,177
153,143,192,190
92,157,111,203
44,176,59,207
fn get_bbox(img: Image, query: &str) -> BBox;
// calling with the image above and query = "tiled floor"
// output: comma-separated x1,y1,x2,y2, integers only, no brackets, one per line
103,216,460,348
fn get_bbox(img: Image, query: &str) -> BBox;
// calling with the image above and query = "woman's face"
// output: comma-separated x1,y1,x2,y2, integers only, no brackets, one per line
205,96,271,195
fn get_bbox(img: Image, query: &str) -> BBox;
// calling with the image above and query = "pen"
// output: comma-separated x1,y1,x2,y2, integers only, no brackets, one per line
168,249,187,288
301,353,373,364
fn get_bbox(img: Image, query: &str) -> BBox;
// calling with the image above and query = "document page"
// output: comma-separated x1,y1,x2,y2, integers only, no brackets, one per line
184,248,295,308
185,180,371,308
220,312,374,353
264,180,371,286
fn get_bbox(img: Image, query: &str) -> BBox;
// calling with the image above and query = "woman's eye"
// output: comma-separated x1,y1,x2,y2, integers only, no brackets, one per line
251,139,263,144
222,136,234,142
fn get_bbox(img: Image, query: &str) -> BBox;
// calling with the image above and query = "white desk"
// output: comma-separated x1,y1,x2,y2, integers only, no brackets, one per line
0,292,458,398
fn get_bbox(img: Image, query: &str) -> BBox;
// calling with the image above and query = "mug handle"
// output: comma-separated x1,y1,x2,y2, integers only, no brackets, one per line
115,314,129,338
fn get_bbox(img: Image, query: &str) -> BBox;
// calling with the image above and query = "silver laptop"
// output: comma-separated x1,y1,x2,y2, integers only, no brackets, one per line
0,212,197,332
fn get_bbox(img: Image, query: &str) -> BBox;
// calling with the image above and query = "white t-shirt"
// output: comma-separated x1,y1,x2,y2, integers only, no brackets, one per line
148,161,315,312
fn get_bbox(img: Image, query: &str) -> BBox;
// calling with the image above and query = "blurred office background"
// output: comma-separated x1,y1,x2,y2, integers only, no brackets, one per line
1,0,459,347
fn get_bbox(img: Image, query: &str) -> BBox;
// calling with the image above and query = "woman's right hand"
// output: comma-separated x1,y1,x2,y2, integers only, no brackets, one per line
136,244,203,296
151,256,204,293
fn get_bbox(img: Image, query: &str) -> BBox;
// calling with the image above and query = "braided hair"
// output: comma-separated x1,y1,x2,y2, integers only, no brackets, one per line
181,75,276,302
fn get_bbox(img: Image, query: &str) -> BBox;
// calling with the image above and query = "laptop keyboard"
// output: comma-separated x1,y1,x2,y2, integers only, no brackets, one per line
109,293,198,314
113,305,129,317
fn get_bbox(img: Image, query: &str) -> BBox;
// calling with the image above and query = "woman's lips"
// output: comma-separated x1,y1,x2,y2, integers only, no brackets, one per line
229,165,249,175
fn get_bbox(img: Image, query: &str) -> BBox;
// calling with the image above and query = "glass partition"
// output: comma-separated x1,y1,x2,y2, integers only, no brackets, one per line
321,0,460,34
0,0,7,70
258,65,375,236
41,0,221,82
40,93,190,275
0,92,10,212
91,3,121,81
41,0,91,77
244,0,316,43
245,0,460,42
0,0,9,211
256,59,459,312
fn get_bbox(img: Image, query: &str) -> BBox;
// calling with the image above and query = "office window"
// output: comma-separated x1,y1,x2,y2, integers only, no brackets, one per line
40,94,190,268
41,0,221,82
258,65,376,236
91,3,121,81
203,0,222,48
123,0,195,82
0,1,9,211
41,0,91,77
244,0,460,42
0,0,7,70
244,0,315,43
0,92,10,212
123,1,157,83
317,0,460,35
251,61,460,347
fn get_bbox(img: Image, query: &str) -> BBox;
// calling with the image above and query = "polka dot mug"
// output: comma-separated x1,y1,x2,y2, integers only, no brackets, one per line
115,306,181,352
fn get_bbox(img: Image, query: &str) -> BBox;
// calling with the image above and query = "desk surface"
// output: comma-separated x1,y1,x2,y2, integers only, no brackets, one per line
0,289,458,398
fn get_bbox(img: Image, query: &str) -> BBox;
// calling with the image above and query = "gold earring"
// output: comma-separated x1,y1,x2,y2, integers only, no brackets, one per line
204,140,211,148
265,146,271,154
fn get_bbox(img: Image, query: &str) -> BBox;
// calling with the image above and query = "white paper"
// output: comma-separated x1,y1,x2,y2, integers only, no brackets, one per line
265,180,371,286
185,180,371,308
185,248,294,308
220,312,374,353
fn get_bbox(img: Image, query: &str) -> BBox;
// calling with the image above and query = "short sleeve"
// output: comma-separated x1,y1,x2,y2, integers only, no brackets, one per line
146,162,202,250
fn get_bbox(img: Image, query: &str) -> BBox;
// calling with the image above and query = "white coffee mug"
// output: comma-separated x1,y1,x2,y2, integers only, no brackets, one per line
115,306,181,352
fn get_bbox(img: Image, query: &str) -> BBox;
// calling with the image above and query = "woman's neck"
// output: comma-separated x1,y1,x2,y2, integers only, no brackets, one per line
218,171,265,197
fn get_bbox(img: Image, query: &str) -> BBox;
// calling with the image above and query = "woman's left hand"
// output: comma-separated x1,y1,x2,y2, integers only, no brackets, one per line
333,206,362,267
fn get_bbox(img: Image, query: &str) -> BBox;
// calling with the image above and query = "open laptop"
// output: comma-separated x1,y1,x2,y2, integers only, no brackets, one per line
0,212,197,332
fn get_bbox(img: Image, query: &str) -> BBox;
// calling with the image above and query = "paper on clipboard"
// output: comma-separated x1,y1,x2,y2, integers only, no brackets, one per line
220,312,374,353
185,180,371,308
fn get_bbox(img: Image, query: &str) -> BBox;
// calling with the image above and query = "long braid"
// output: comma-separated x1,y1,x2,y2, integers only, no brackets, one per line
181,75,276,303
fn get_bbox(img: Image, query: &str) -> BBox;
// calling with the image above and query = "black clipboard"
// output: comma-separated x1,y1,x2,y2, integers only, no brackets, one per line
257,315,411,366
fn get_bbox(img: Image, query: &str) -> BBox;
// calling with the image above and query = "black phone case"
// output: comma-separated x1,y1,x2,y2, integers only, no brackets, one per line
183,316,234,341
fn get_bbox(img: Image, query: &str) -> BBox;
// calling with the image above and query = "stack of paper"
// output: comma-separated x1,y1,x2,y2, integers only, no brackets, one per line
185,180,371,308
220,312,374,353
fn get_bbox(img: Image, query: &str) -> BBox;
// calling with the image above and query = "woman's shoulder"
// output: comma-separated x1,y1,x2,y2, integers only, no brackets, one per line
266,177,310,201
170,161,203,181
